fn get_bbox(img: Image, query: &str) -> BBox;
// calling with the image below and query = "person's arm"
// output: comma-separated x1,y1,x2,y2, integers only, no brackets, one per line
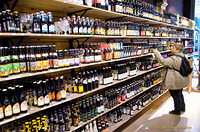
153,49,175,69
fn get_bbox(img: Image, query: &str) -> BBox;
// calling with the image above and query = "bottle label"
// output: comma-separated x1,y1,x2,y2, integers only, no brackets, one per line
13,103,20,114
36,60,43,71
56,91,61,100
42,24,48,33
52,91,55,100
4,105,12,117
8,63,12,75
45,94,50,104
80,55,85,63
69,58,75,66
64,59,70,66
49,92,52,101
21,100,28,111
73,27,78,34
61,90,66,98
30,61,37,72
58,59,64,67
0,107,4,119
53,59,59,68
34,96,38,105
83,27,87,34
131,110,134,116
79,27,83,34
43,60,49,70
38,96,44,106
0,64,8,77
97,106,101,113
19,62,27,72
49,24,55,33
12,63,20,73
54,125,59,131
78,86,83,93
74,57,80,65
101,105,104,112
60,125,65,132
73,86,78,93
88,27,91,34
117,97,121,103
33,23,40,32
85,56,90,63
95,55,102,62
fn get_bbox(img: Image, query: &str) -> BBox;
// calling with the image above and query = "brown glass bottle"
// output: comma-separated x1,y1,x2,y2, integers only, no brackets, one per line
19,85,28,113
19,46,27,73
0,47,9,77
10,46,20,74
3,89,12,118
29,46,37,72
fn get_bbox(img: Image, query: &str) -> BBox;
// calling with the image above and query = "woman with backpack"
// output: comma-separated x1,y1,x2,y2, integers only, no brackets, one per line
153,43,191,115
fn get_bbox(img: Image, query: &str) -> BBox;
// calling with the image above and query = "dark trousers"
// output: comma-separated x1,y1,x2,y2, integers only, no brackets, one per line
169,89,185,112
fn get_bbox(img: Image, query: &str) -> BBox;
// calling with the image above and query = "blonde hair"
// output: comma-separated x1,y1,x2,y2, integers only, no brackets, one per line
174,43,184,52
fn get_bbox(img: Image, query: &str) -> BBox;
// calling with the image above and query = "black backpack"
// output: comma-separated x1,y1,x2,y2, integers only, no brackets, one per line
172,55,192,77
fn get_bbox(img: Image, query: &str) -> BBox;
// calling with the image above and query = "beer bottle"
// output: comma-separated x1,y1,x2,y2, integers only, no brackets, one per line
43,80,50,106
32,81,38,106
50,78,56,101
90,69,95,90
29,46,37,72
5,47,12,75
60,76,66,100
86,98,91,120
86,17,91,35
74,49,80,66
78,77,84,93
57,50,64,68
1,11,7,32
100,95,104,113
82,71,88,92
96,0,101,8
77,16,83,35
6,10,15,32
89,97,94,118
69,49,75,66
0,89,4,120
47,12,55,34
0,47,8,77
32,12,41,33
82,17,87,35
53,111,59,132
42,45,50,70
72,15,78,35
3,89,12,118
13,11,22,33
37,81,44,107
19,85,28,113
58,112,65,132
19,46,27,72
55,77,61,101
11,87,20,115
63,49,70,67
52,45,59,69
87,70,92,91
35,46,43,71
40,11,48,33
10,46,20,74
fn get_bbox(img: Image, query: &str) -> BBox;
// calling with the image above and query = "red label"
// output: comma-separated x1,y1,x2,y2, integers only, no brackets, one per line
121,95,125,101
56,91,61,100
140,31,146,36
96,0,100,4
52,91,55,100
117,96,121,104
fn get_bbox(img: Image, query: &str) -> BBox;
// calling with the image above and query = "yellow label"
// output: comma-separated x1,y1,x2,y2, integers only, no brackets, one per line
73,86,77,93
78,86,83,93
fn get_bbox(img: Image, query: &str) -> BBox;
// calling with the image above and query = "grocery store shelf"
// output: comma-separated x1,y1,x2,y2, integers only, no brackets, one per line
14,0,194,30
71,81,163,131
0,67,163,126
0,33,189,39
181,37,194,40
110,90,169,132
0,50,170,82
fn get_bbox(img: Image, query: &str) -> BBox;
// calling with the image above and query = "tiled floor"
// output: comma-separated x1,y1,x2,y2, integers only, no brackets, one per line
122,91,200,132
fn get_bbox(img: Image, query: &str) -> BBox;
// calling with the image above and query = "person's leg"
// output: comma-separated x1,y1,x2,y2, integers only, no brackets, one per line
180,89,185,111
169,90,181,115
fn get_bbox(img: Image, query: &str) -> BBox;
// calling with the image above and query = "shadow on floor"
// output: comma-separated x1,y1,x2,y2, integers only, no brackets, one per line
133,114,190,132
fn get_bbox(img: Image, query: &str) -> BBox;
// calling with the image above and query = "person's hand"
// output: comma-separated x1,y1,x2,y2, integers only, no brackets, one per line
153,49,156,54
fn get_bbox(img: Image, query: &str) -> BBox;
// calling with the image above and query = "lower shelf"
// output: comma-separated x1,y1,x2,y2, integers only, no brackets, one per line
110,90,169,132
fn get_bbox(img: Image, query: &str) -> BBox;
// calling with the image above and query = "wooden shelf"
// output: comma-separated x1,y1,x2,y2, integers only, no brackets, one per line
0,33,191,40
0,50,170,82
110,90,169,132
71,81,163,131
0,67,163,126
13,0,194,30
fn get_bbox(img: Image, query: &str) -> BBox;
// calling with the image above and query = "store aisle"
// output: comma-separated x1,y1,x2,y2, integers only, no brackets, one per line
121,91,200,132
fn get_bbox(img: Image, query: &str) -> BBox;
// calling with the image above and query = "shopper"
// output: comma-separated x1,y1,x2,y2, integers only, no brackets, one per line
153,43,189,115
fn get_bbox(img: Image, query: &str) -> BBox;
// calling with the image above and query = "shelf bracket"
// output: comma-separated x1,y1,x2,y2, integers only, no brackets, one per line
11,0,19,12
0,0,19,11
81,37,90,45
67,8,92,17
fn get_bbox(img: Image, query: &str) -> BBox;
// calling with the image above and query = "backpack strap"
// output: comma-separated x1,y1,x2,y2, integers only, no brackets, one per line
168,56,180,72
175,54,185,59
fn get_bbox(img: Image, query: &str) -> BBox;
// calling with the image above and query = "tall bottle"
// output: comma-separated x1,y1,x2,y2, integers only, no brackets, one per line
52,45,59,69
11,46,20,74
47,12,55,34
11,87,20,115
43,80,50,106
42,45,50,71
60,76,67,100
32,12,41,33
19,46,27,72
72,15,78,35
13,11,22,33
37,81,44,107
40,11,48,33
77,16,83,35
19,85,28,113
55,77,61,101
3,89,12,118
0,47,9,77
29,46,37,72
6,10,15,32
35,46,43,71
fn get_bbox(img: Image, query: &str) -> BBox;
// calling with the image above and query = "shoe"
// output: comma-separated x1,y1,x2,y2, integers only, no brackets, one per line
169,110,181,115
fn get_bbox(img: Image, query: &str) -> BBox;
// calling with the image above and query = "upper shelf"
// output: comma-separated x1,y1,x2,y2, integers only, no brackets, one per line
0,33,193,40
14,0,194,30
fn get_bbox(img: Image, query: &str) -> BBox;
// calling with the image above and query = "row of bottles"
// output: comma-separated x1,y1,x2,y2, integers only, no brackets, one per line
0,10,54,33
0,10,185,37
0,76,66,120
